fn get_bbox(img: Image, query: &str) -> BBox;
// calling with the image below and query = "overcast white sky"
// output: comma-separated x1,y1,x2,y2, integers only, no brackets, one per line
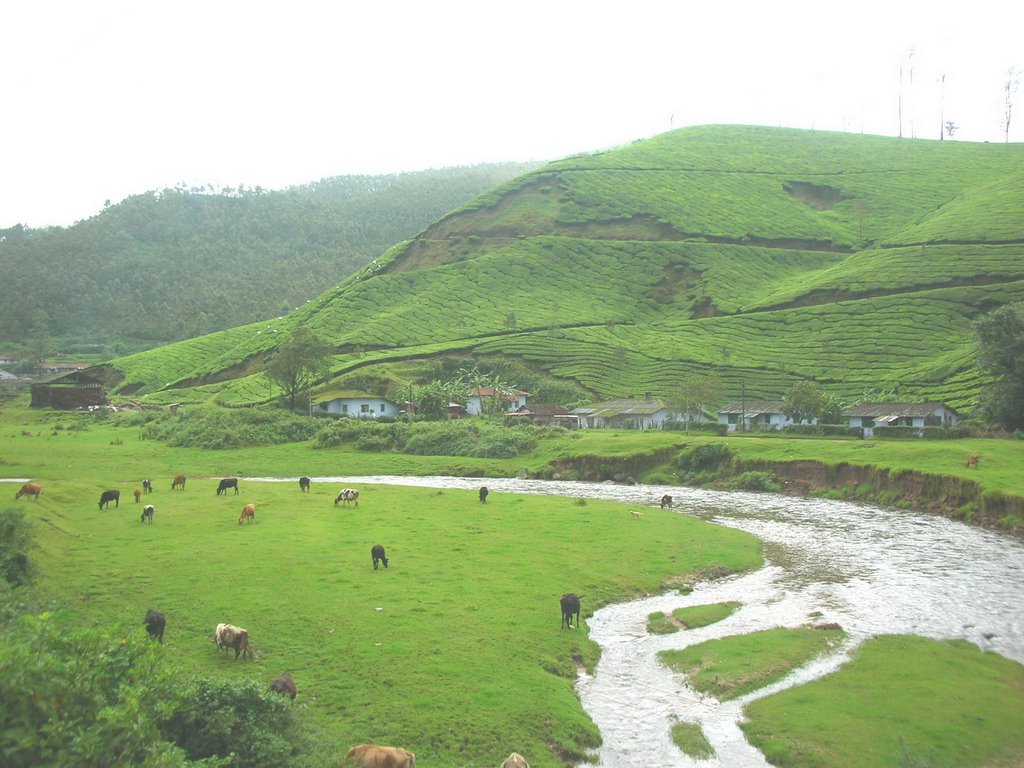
2,0,1021,229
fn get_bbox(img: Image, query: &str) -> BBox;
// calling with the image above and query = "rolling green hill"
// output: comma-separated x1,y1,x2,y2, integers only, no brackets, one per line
0,163,537,355
103,125,1024,410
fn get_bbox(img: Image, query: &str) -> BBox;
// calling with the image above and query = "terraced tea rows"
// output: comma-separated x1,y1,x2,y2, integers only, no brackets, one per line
105,126,1024,410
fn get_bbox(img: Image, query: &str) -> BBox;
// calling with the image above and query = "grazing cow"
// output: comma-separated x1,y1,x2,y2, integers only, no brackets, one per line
98,489,120,510
269,671,297,699
560,593,582,629
334,488,360,506
141,504,155,523
344,745,416,768
479,486,489,503
371,544,389,570
171,475,186,490
501,753,530,768
660,494,673,509
133,488,142,503
299,476,311,493
966,454,981,468
215,623,253,660
142,479,153,493
143,609,165,643
14,482,42,501
239,503,255,524
216,477,239,495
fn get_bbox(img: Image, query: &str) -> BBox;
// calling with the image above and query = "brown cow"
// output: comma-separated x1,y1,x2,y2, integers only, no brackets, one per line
172,474,186,490
133,488,142,503
269,671,297,699
14,482,42,501
239,503,255,524
966,454,981,468
344,745,416,768
500,753,530,768
215,623,253,660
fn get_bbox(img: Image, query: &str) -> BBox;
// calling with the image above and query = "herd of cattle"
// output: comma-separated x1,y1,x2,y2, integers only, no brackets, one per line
13,476,603,767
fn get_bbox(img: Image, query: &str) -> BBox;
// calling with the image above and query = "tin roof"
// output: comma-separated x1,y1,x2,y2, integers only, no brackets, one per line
571,398,667,418
844,402,960,419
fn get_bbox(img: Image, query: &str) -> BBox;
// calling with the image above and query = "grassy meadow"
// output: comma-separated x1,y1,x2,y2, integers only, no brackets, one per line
742,636,1024,768
4,403,1024,766
1,406,763,766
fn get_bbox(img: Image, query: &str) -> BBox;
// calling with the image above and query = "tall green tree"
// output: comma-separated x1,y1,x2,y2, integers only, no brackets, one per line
973,302,1024,430
673,372,723,425
783,381,826,424
265,329,332,412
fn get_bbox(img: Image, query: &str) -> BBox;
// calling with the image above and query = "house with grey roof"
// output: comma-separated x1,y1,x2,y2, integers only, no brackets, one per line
717,400,816,432
845,402,961,437
571,397,670,430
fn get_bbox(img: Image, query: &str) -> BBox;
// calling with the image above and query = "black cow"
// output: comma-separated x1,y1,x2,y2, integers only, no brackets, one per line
299,476,311,493
216,478,239,495
143,609,165,643
660,494,673,509
142,479,153,493
560,593,582,629
140,504,154,523
98,489,120,510
479,486,489,503
371,544,389,570
270,671,297,699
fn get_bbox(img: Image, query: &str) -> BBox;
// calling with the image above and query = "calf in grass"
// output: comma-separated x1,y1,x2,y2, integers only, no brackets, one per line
344,745,415,768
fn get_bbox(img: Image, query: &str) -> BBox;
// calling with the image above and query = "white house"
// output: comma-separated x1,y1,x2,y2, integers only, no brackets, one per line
845,402,961,437
313,390,399,418
717,400,816,432
570,397,670,430
465,387,528,416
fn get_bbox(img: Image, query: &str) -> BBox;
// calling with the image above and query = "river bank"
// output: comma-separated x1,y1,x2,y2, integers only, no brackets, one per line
541,436,1024,538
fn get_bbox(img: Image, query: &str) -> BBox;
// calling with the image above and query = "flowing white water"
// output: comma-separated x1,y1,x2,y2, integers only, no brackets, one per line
249,475,1024,767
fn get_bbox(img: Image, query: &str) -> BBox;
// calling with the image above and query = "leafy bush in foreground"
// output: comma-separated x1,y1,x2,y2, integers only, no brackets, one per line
0,610,308,768
0,509,34,587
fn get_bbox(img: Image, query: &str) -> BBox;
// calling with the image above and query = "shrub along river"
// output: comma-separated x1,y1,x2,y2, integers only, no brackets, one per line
256,475,1024,768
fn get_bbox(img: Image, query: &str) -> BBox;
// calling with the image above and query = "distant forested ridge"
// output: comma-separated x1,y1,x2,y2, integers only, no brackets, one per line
0,164,537,354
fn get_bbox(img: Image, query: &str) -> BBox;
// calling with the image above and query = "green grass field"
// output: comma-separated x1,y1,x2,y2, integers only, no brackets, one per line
1,407,762,767
4,404,1024,766
742,636,1024,768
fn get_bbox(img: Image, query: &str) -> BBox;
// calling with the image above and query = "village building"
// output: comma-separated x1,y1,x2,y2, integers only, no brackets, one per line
717,400,816,432
312,390,399,418
845,401,961,437
571,397,670,430
465,387,529,416
30,369,109,409
505,403,576,427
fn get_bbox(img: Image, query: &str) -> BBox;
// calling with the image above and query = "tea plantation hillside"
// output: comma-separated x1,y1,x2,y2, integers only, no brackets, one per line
103,125,1024,409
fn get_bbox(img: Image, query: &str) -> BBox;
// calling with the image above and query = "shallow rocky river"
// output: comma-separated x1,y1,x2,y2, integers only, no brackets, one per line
255,475,1024,768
